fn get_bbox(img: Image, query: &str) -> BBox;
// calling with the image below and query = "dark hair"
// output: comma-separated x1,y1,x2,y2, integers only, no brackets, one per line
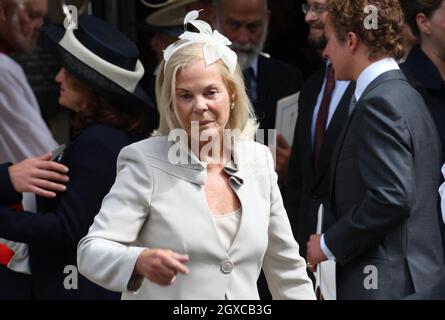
327,0,405,60
399,0,444,37
66,72,150,138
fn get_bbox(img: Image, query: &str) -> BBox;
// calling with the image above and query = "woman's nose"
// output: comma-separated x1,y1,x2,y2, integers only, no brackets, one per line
193,97,208,113
55,69,64,82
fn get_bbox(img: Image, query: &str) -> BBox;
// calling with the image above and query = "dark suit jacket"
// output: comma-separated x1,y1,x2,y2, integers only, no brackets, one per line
404,274,445,300
325,70,445,299
0,163,21,205
254,56,303,132
401,47,445,299
285,67,355,261
0,124,136,299
0,164,33,300
401,46,445,162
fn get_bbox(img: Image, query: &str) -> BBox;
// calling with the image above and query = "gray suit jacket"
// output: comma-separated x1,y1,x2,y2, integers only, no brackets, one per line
325,70,445,299
77,137,315,300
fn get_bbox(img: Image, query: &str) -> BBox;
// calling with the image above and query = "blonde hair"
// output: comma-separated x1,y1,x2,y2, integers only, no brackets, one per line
154,41,258,140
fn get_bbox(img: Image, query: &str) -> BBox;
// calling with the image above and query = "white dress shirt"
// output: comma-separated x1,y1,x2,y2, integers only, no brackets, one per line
311,62,350,145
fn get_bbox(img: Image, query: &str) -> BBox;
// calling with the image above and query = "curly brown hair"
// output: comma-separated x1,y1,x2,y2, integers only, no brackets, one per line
399,0,444,37
65,72,150,138
327,0,405,60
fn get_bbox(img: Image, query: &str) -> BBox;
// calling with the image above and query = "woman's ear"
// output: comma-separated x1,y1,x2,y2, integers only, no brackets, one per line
416,13,431,36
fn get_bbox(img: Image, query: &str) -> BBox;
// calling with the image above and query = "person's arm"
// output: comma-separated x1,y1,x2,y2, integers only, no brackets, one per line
77,143,188,292
8,153,69,198
0,155,68,205
0,155,67,274
323,97,414,264
261,146,316,300
77,143,154,292
0,131,119,248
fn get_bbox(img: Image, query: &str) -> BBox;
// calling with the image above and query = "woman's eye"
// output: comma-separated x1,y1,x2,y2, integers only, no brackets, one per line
206,90,217,97
180,94,192,100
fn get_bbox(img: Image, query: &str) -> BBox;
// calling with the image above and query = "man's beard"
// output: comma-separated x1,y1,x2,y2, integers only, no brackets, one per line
308,32,327,51
231,28,268,71
307,21,327,51
15,34,37,54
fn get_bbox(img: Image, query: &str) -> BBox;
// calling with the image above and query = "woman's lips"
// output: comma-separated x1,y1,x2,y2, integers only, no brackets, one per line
199,120,214,126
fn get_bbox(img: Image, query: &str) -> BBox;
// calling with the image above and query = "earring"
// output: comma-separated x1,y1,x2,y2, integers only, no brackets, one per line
230,102,235,110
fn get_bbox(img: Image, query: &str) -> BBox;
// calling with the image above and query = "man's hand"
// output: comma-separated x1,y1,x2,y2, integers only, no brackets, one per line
275,134,292,181
8,152,69,198
306,234,327,272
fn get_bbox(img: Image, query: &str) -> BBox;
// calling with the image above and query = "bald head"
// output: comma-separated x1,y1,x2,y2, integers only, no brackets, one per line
218,0,268,26
217,0,270,69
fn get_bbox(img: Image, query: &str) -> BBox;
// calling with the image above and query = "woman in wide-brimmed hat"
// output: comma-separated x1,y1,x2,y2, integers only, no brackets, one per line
0,14,154,299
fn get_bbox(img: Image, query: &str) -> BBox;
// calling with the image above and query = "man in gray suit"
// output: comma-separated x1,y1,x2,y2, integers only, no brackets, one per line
306,0,444,299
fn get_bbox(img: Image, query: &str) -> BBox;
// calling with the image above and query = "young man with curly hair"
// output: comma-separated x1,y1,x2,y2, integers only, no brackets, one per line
306,0,444,299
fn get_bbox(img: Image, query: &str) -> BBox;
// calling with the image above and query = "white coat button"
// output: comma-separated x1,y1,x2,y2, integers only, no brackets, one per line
220,260,234,274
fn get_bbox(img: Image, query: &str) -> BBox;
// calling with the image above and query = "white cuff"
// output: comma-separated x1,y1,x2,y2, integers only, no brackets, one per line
0,239,31,274
320,234,336,261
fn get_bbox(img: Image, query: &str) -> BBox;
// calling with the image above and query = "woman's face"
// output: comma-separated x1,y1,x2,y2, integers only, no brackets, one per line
55,68,88,112
424,1,445,59
175,60,233,141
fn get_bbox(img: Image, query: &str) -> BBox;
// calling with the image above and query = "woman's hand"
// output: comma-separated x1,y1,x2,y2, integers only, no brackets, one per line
8,153,69,198
134,249,189,286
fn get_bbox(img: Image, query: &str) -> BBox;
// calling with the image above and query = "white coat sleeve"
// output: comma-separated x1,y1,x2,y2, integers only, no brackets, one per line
77,143,153,292
261,146,316,300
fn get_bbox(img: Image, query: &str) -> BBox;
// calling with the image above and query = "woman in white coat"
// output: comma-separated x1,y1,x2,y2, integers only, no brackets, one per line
77,11,315,300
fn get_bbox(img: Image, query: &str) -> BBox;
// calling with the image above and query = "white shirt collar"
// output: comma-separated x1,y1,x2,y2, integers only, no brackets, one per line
355,57,400,101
